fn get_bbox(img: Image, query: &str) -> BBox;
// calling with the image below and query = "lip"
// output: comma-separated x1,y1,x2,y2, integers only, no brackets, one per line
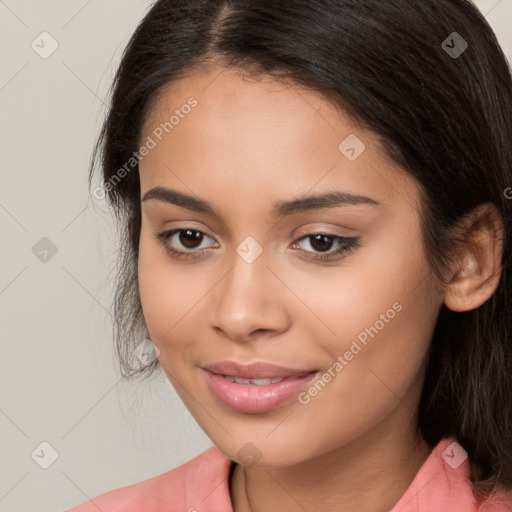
202,362,319,414
201,360,316,379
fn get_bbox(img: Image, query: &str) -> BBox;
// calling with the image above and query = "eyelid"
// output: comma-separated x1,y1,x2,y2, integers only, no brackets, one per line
293,223,359,237
157,224,356,247
155,226,360,263
157,221,217,240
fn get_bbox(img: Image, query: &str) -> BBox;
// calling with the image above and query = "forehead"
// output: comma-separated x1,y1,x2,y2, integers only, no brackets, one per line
142,66,361,145
138,67,420,216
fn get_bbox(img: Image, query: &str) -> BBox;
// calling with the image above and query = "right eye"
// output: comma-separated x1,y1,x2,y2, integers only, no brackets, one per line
154,228,218,259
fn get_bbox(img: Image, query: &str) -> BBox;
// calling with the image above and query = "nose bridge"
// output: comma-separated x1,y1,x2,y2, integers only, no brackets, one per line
211,238,287,339
220,240,270,313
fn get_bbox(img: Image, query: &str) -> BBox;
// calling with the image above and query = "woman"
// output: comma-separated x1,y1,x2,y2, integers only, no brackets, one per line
67,0,512,510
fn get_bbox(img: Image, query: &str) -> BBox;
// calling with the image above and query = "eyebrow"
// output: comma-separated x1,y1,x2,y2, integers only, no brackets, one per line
141,186,381,217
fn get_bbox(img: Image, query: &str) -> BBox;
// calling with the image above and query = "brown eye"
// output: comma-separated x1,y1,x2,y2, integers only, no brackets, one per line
179,229,204,249
292,232,361,262
308,234,335,252
154,228,217,259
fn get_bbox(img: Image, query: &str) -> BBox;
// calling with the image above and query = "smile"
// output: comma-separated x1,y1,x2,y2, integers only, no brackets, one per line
203,369,319,414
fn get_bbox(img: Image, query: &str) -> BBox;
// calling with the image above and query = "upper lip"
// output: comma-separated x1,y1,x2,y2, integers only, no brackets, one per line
202,361,316,379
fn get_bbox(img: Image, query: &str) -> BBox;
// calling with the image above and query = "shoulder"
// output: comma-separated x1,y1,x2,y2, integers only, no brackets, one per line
64,445,234,512
392,436,512,512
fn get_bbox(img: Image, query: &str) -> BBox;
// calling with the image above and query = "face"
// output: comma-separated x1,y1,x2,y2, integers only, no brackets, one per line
137,67,445,467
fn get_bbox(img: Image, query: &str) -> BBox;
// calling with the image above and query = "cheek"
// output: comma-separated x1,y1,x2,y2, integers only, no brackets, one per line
285,281,436,458
289,222,436,391
282,230,426,345
137,230,201,356
137,237,170,332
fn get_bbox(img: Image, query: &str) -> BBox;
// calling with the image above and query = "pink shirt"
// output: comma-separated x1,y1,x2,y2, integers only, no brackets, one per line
66,436,512,511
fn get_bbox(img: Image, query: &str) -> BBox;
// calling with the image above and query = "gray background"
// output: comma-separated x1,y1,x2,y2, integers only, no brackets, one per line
0,1,511,511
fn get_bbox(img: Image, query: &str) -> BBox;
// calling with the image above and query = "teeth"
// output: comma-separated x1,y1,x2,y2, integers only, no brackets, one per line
223,375,285,385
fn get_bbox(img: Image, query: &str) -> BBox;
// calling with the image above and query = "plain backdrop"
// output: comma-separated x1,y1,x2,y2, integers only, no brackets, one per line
0,1,511,511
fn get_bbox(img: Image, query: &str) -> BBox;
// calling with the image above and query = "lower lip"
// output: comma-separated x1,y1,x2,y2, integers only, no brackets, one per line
203,369,318,414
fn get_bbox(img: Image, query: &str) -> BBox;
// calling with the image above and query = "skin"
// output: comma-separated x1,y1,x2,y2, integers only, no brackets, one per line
136,66,503,512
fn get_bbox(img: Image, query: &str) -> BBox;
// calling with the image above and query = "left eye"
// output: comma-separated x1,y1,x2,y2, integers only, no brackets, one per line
291,233,360,260
154,229,360,261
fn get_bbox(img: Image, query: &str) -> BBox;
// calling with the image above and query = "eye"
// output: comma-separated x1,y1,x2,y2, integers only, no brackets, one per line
291,233,360,261
154,228,360,262
154,228,217,259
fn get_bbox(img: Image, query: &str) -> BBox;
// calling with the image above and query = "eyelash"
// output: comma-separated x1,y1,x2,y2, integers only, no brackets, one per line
154,228,360,262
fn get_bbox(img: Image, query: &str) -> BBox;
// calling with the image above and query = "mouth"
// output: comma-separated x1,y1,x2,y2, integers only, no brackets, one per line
201,362,319,414
201,360,317,380
219,373,313,385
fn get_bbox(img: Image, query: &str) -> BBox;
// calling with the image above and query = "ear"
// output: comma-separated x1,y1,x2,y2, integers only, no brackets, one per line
444,202,504,312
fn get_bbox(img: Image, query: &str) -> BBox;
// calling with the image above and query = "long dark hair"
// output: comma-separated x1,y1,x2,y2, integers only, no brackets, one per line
89,0,512,498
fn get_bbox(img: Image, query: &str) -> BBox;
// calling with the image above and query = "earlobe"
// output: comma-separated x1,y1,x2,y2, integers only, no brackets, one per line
443,202,504,313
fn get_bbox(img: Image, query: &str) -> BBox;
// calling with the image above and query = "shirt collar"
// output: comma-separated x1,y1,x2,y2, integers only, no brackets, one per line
391,435,478,512
186,436,478,512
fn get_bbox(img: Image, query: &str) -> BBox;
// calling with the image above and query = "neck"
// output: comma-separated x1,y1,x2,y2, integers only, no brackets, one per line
230,415,433,512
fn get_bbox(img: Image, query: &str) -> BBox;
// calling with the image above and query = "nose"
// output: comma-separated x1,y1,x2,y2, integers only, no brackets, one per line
210,247,291,343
